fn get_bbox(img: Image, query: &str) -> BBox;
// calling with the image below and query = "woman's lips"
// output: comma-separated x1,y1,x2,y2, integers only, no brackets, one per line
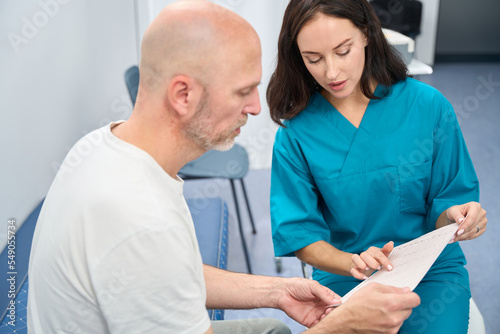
328,80,347,91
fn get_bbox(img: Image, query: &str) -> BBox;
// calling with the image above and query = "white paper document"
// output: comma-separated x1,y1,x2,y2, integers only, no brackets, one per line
341,223,462,302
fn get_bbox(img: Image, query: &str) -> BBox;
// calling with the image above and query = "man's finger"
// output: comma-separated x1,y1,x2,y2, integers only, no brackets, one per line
309,280,342,304
372,284,421,309
371,283,411,294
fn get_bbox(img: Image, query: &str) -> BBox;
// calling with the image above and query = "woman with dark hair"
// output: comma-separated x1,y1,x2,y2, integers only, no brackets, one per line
267,0,487,332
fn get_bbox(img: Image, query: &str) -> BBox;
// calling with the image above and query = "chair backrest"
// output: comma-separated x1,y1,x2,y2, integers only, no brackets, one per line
0,200,44,323
124,65,140,106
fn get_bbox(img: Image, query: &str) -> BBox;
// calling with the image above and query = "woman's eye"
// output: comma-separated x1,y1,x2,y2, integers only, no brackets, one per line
307,58,321,64
338,49,351,57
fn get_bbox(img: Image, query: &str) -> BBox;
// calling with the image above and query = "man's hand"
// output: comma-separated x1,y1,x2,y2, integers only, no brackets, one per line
308,283,420,334
275,277,342,328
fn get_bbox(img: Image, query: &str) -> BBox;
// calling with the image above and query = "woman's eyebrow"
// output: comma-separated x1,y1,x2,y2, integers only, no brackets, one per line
301,38,352,54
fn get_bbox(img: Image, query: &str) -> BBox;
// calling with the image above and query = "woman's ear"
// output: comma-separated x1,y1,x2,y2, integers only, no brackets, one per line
166,75,201,117
361,27,369,47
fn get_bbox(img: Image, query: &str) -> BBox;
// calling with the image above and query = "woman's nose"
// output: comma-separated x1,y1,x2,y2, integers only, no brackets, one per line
325,58,340,81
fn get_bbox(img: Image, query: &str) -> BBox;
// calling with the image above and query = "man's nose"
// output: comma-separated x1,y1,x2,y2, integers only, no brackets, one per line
244,88,261,116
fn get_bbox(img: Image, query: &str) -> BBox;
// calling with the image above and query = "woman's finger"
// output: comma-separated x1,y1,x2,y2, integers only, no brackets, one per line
360,247,393,271
360,250,383,270
352,254,369,271
456,218,487,241
456,208,487,241
350,267,369,280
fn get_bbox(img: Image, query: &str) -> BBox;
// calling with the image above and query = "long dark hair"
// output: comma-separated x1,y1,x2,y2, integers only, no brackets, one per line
267,0,408,126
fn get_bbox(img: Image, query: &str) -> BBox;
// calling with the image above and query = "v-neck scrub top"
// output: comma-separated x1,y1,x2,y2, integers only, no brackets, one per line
271,78,479,294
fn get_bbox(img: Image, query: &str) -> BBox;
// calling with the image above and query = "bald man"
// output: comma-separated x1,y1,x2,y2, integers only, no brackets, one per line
27,1,419,333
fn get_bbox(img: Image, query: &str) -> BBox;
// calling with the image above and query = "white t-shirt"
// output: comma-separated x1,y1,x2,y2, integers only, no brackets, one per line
28,122,210,333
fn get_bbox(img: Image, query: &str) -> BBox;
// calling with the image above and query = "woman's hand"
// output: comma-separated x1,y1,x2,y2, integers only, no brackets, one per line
350,241,394,280
446,202,487,243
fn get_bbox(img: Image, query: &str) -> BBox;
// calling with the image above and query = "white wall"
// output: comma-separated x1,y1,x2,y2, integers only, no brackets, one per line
0,0,137,248
415,0,440,65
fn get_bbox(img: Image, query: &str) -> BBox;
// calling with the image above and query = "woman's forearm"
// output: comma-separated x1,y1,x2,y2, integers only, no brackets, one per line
295,240,354,276
435,209,450,229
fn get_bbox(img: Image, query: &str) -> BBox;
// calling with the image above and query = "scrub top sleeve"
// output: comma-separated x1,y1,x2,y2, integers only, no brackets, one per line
426,105,480,230
271,130,331,257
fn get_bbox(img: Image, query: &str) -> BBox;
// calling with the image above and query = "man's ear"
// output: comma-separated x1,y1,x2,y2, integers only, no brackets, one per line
166,75,201,117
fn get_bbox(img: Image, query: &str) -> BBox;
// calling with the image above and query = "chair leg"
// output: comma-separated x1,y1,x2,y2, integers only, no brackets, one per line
230,179,252,274
275,257,282,273
239,178,257,234
301,261,309,279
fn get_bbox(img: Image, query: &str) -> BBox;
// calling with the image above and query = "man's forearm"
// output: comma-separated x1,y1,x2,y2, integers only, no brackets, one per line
204,264,284,309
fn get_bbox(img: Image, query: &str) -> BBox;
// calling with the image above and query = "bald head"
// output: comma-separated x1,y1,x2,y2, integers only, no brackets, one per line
138,0,259,94
113,0,261,177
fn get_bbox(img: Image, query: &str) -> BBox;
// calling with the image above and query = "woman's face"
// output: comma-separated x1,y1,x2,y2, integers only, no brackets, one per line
297,13,367,102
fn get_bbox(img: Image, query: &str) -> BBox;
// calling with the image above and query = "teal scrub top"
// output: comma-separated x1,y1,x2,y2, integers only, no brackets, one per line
271,78,479,291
